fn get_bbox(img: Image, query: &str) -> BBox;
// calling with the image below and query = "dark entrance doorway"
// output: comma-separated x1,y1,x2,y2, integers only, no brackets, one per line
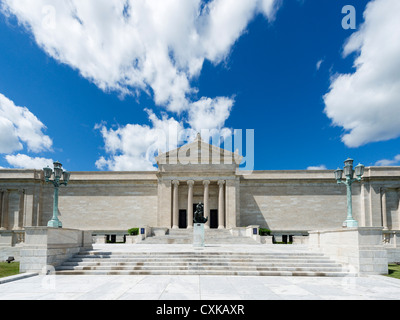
179,210,187,229
210,210,218,229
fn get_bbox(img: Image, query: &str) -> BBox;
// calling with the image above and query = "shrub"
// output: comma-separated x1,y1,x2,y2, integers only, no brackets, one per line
259,228,271,236
128,228,139,235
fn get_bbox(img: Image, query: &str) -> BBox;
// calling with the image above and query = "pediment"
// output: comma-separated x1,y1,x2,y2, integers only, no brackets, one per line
155,134,242,170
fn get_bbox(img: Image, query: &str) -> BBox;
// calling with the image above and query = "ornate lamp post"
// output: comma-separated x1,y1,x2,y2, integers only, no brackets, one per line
334,158,365,228
43,161,70,228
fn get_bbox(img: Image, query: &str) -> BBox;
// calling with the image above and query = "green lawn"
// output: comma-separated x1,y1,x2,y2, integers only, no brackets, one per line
387,264,400,279
0,262,20,278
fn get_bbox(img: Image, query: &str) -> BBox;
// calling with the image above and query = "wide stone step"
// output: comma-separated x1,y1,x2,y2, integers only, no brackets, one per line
62,256,337,263
55,269,354,277
76,251,327,257
140,229,259,244
61,259,340,266
140,238,258,244
67,258,334,265
55,247,354,277
56,265,344,272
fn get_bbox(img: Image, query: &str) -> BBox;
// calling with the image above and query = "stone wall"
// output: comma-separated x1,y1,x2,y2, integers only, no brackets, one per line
238,168,400,232
57,183,158,230
20,227,92,273
0,230,25,261
308,227,388,275
383,230,400,263
239,181,350,230
0,170,159,232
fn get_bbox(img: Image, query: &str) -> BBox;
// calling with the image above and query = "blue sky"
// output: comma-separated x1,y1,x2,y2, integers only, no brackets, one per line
0,0,399,172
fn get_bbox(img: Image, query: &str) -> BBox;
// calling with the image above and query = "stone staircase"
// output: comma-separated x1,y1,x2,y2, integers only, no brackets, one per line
140,228,258,245
55,250,355,277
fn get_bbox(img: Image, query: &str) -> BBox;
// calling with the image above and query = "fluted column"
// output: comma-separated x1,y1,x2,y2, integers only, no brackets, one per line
172,180,179,229
218,180,225,229
203,180,210,228
187,180,194,229
0,190,6,230
381,187,388,230
0,190,9,230
398,188,400,230
14,189,25,230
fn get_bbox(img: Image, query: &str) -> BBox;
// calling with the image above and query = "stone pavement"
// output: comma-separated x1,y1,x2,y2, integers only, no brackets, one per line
1,273,400,300
1,244,400,300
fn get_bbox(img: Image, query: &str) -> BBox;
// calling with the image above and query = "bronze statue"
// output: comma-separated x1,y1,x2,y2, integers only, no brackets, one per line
193,202,208,224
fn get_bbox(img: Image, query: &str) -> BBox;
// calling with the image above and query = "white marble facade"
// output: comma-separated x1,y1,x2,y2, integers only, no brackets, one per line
1,136,400,235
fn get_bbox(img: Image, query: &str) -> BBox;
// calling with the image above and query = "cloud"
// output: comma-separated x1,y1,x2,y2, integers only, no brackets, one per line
95,101,239,171
5,154,54,169
0,93,53,153
0,0,280,114
307,165,327,170
375,154,400,166
323,0,400,148
0,0,282,171
95,110,193,171
188,96,234,132
316,59,324,71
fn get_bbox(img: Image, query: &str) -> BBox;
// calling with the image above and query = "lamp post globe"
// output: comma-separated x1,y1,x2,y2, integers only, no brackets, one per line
334,168,343,181
355,163,365,177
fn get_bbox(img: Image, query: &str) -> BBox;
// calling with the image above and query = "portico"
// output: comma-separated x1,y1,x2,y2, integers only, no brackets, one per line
171,179,226,229
155,134,241,230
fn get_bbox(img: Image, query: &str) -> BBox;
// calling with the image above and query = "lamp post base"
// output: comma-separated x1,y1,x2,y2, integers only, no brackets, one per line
344,219,358,228
47,219,62,228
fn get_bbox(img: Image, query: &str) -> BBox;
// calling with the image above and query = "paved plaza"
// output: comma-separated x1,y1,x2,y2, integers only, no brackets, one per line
1,273,400,300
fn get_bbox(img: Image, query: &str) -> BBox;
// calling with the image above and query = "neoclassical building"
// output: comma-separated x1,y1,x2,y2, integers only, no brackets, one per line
1,135,400,237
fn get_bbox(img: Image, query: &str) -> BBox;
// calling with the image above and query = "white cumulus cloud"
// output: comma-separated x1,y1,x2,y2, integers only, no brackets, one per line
95,110,194,171
0,0,281,171
307,165,328,170
5,154,54,169
375,154,400,166
323,0,400,148
0,0,280,114
0,93,53,154
188,96,234,132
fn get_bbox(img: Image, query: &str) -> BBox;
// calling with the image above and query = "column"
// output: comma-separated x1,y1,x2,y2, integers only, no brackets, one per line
397,188,400,230
172,180,179,229
0,190,4,230
187,180,194,229
218,180,225,229
381,187,388,230
14,189,25,230
157,179,172,228
203,180,210,228
225,179,239,228
360,182,366,227
0,190,9,230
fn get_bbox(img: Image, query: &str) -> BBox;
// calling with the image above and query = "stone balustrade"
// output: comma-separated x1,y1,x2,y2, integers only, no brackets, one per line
308,227,389,275
20,227,92,274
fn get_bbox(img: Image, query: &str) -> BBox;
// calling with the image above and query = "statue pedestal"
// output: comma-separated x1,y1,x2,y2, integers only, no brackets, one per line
193,223,205,248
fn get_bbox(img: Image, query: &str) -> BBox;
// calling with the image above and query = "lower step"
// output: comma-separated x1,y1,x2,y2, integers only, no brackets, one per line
56,265,345,272
55,269,355,277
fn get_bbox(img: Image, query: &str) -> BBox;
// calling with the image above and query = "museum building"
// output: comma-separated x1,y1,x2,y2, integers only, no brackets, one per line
1,134,400,240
